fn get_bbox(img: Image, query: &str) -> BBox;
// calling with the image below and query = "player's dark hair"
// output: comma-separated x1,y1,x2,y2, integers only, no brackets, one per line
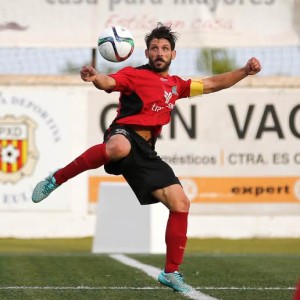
145,23,178,50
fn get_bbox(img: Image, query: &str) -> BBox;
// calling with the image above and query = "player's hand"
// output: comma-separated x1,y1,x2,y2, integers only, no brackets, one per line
80,65,98,82
245,57,261,75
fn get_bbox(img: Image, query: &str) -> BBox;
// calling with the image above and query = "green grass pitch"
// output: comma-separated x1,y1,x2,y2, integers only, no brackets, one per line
0,238,299,300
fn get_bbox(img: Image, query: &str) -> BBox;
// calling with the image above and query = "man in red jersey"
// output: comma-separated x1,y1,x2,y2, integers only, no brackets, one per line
32,23,261,293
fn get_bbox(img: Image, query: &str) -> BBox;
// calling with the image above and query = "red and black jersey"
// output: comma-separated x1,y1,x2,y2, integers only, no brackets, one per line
107,64,191,137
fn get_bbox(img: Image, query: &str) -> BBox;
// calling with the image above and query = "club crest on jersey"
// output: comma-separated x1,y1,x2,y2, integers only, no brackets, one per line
0,115,39,184
172,86,178,95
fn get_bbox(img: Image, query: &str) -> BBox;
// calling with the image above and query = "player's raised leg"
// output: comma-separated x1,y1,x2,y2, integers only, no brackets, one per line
32,134,131,203
32,143,109,203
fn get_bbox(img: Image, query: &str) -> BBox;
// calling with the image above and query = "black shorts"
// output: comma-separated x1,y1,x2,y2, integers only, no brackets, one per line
103,124,180,205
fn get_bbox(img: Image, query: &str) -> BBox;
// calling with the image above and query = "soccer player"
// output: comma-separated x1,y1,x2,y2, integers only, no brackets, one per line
32,23,261,293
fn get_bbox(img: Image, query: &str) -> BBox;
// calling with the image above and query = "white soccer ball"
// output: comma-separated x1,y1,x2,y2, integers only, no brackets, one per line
98,26,134,62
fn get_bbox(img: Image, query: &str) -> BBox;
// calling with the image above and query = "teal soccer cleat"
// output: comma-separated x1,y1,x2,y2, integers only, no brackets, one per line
158,270,192,293
32,172,60,203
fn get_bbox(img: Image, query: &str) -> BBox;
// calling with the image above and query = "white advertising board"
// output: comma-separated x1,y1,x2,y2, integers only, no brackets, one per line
0,86,86,212
0,82,299,238
86,88,300,207
0,0,299,47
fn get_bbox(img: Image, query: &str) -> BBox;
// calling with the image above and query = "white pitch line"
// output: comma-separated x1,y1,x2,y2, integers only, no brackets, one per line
0,286,295,291
0,286,162,290
199,287,295,290
110,254,218,300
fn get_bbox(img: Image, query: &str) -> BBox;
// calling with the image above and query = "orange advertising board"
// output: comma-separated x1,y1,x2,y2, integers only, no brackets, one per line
89,176,300,204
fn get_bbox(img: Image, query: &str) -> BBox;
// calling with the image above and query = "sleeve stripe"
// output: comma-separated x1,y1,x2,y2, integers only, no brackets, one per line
190,80,204,97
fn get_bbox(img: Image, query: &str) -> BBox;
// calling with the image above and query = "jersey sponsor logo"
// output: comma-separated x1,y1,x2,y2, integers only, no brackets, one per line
0,115,38,184
164,91,172,104
151,86,178,113
164,91,175,110
152,102,174,112
152,90,176,113
152,103,164,112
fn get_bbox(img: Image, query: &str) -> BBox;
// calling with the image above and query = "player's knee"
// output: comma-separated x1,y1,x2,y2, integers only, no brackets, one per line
173,196,190,212
106,136,131,160
167,189,190,212
153,185,190,212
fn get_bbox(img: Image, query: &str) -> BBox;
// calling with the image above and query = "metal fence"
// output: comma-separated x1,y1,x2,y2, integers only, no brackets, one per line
0,46,299,77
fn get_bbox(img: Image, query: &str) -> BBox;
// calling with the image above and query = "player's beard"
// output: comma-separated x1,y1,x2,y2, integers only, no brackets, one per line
149,56,172,73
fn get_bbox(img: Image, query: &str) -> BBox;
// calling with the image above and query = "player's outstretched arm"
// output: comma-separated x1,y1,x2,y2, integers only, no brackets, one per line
202,57,261,94
80,65,116,91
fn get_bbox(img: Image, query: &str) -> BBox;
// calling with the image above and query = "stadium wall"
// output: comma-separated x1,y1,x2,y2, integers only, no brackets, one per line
0,75,300,239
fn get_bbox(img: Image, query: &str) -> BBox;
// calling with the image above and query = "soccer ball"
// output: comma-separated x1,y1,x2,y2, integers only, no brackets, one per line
98,26,134,62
